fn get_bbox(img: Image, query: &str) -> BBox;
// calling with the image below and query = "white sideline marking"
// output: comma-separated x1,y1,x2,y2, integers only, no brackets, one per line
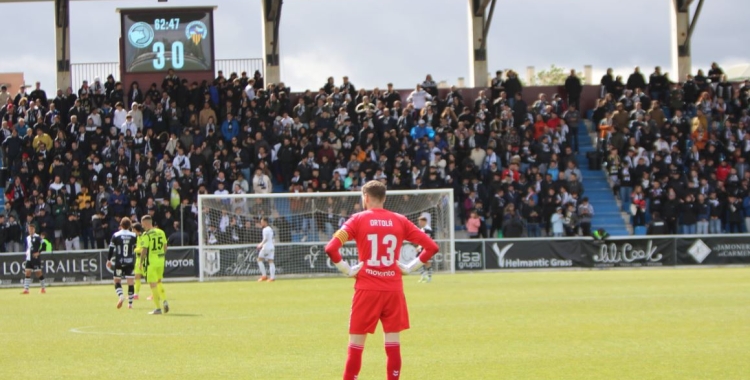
69,326,224,337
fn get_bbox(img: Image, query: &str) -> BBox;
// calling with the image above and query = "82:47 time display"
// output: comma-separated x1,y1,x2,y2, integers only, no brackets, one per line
154,18,180,30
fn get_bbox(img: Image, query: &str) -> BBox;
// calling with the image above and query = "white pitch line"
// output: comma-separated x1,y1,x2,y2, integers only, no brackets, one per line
70,326,224,337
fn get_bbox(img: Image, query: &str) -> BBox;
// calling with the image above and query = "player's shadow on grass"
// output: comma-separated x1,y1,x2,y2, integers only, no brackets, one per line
166,313,203,317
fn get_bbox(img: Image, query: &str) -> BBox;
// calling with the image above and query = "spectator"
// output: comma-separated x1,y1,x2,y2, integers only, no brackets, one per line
252,168,272,194
646,212,668,235
466,210,481,239
696,193,710,234
565,69,582,109
648,66,667,102
410,119,434,141
563,202,579,236
727,194,744,233
577,197,594,236
407,84,432,113
626,67,647,91
631,185,647,227
221,113,239,142
490,71,505,101
168,221,189,246
707,62,723,90
501,204,524,238
551,207,564,237
63,213,81,250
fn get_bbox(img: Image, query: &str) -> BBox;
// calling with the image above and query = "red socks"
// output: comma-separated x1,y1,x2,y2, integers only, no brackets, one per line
343,343,363,380
385,342,401,380
343,342,401,379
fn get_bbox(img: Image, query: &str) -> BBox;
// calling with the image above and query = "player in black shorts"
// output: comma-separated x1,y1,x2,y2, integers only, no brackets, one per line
22,224,46,294
107,217,138,309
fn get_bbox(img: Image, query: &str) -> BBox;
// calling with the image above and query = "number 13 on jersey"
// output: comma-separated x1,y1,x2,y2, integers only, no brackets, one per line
366,234,397,267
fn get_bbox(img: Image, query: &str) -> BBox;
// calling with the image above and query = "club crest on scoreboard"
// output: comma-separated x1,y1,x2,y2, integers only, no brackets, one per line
128,22,155,49
185,21,208,45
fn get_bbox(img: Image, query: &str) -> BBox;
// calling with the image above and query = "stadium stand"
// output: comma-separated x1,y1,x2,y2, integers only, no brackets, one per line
0,65,748,251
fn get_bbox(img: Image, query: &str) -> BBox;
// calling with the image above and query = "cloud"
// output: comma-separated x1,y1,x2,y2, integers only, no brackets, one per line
281,51,354,91
1,0,748,92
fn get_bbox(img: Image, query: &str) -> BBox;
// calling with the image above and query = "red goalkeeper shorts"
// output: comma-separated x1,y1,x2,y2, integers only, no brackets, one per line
349,289,409,334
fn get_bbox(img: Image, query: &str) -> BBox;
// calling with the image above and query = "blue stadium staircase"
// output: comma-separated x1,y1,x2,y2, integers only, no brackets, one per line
575,122,631,236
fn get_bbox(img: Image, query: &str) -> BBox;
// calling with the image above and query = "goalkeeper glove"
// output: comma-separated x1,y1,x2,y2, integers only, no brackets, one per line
349,262,362,277
397,258,424,275
333,260,361,277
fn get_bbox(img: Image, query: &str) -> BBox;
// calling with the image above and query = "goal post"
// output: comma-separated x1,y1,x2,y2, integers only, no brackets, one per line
197,189,455,281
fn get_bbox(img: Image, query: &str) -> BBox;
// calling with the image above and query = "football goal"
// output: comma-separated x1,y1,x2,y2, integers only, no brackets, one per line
197,189,455,281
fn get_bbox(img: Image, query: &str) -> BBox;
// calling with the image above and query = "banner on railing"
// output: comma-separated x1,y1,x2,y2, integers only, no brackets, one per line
675,236,750,265
0,249,198,285
584,238,675,268
4,234,750,285
0,251,101,285
101,248,198,280
483,239,589,270
455,241,484,271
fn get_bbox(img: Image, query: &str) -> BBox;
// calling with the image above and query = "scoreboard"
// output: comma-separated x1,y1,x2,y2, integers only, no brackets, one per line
121,8,215,73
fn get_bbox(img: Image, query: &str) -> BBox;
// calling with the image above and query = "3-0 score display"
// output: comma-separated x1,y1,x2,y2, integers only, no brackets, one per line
121,8,215,73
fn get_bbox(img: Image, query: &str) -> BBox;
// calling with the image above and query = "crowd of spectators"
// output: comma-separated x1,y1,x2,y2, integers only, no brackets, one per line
594,64,750,234
0,62,746,252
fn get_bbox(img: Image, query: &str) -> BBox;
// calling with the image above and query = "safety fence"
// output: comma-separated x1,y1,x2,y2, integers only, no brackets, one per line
70,58,263,88
1,234,748,286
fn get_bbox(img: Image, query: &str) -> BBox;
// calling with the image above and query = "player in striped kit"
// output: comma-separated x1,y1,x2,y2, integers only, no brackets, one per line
21,224,46,295
107,218,138,309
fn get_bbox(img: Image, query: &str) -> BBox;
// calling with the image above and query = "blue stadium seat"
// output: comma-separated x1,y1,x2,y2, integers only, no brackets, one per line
634,226,647,235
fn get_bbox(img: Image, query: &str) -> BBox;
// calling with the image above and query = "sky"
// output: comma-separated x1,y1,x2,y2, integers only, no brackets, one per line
0,0,748,92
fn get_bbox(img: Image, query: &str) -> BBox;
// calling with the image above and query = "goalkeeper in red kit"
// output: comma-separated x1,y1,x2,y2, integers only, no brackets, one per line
324,180,439,380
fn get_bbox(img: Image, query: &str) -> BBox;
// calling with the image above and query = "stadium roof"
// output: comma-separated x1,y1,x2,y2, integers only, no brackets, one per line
725,64,750,81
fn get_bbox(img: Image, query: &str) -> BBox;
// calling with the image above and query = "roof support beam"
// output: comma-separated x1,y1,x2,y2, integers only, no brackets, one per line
55,0,71,90
670,0,704,82
687,0,704,41
261,0,282,85
467,0,496,88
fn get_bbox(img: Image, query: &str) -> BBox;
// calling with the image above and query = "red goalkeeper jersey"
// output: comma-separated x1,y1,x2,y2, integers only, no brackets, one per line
340,208,438,292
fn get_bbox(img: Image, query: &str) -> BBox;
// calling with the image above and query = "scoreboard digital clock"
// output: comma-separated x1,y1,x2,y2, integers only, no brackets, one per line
121,8,215,73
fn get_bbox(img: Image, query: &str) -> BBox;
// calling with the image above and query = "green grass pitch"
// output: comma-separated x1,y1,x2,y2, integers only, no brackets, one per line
1,268,749,379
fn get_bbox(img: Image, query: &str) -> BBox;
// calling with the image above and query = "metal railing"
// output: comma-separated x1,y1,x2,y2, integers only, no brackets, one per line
214,58,264,78
70,58,263,87
71,62,120,88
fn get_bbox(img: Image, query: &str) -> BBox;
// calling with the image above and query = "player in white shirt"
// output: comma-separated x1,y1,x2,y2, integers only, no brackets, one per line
256,217,276,282
417,213,435,283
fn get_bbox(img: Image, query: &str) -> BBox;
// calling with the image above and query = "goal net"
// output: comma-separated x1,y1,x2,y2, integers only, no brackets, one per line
197,189,455,281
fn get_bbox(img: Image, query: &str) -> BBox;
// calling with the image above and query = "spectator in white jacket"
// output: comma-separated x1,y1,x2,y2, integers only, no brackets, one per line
113,102,127,129
130,102,144,130
120,113,137,136
407,84,432,112
244,80,256,100
252,168,272,194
